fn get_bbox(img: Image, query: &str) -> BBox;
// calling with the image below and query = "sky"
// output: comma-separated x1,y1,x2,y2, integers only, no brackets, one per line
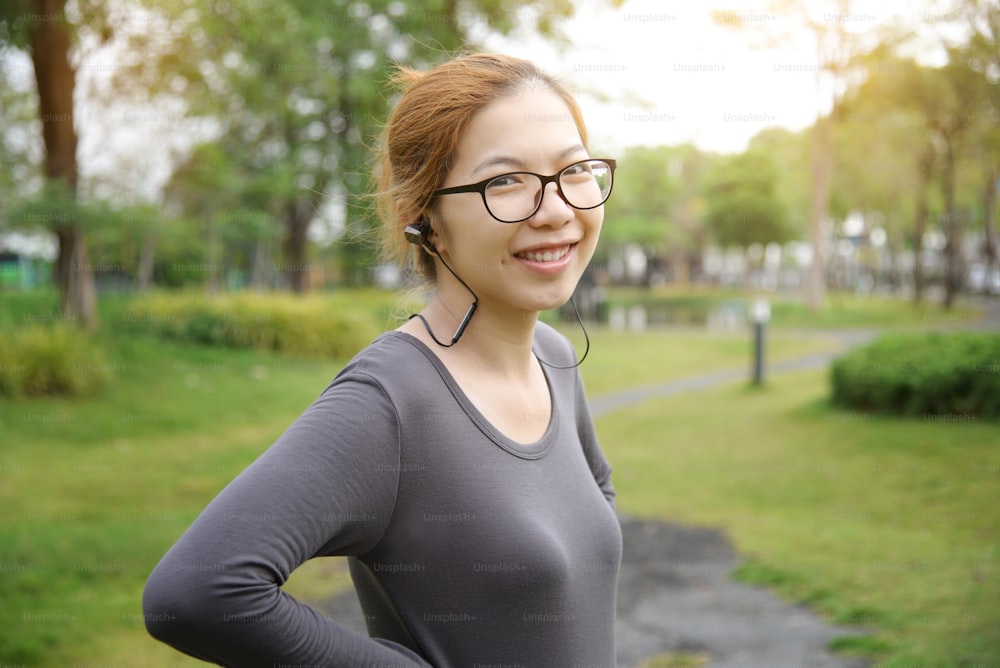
483,0,956,155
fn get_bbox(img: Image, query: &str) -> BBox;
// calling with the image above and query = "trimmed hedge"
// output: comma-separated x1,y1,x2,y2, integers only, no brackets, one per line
0,325,112,398
122,292,382,359
830,332,1000,419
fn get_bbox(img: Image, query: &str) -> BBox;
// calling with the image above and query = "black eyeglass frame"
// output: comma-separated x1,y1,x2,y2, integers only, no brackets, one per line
431,158,617,224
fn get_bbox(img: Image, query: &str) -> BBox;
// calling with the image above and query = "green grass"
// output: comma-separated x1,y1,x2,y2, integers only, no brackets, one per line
569,326,842,396
1,286,995,666
637,652,709,668
0,335,342,665
598,369,1000,667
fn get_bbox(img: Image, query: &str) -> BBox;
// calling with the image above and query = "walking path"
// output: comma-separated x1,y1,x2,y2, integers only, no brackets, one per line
321,301,998,667
589,328,876,419
614,517,870,668
603,332,878,665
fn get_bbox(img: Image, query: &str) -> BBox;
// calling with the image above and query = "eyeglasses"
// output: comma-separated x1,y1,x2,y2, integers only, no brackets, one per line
432,158,616,224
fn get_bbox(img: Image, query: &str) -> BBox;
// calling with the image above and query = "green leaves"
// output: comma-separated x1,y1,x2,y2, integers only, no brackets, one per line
702,149,791,247
830,331,1000,418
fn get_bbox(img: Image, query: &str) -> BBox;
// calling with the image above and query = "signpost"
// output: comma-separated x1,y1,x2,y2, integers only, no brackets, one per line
750,299,771,386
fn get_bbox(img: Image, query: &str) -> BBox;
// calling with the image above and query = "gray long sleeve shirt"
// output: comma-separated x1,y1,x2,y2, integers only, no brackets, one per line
143,322,623,667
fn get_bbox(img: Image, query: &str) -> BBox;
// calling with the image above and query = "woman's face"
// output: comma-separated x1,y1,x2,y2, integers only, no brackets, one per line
430,85,604,316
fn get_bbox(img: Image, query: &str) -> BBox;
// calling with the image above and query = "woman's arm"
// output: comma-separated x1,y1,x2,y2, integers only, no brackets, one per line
142,371,431,667
574,367,616,509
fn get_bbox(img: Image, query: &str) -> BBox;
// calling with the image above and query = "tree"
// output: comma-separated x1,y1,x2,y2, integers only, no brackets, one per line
714,0,878,310
951,0,1000,293
748,126,811,236
0,0,98,327
930,58,990,308
114,0,622,292
0,49,39,226
702,149,791,248
602,144,712,282
863,53,992,306
603,144,680,249
834,58,931,295
867,0,1000,305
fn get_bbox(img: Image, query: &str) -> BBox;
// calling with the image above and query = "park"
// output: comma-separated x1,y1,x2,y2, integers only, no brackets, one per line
1,1,999,667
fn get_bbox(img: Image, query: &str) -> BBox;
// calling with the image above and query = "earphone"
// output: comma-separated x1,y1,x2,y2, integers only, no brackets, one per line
403,223,429,249
400,217,589,367
404,217,478,347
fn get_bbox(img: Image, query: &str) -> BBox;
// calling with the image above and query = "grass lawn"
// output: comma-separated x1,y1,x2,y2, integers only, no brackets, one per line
0,287,994,666
0,335,342,666
566,325,847,397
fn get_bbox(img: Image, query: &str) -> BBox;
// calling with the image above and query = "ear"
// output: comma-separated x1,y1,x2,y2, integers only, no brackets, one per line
422,214,447,256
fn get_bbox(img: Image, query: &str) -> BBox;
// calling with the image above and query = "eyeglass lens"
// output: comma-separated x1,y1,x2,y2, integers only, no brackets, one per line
484,159,613,223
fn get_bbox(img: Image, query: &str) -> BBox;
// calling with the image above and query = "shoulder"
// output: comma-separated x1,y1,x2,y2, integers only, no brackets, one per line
335,330,428,380
533,320,579,369
326,331,443,413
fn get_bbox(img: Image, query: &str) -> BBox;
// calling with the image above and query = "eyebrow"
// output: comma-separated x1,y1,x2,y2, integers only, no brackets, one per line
471,144,588,176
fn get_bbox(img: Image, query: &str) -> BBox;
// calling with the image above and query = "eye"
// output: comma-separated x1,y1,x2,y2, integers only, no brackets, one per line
485,173,530,191
561,161,594,180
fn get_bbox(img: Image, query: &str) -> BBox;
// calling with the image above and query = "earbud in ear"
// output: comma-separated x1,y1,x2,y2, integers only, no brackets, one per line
404,224,425,246
405,217,440,254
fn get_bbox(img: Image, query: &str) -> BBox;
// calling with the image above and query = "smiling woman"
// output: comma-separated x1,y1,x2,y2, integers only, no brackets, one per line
143,52,622,667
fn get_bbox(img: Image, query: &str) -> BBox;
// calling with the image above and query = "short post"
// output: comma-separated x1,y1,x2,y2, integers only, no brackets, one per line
749,299,771,386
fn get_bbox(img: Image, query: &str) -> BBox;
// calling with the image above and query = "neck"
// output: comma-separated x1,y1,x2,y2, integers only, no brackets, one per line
424,280,539,378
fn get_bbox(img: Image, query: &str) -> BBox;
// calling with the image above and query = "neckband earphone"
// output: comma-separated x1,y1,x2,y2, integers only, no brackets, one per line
403,220,589,369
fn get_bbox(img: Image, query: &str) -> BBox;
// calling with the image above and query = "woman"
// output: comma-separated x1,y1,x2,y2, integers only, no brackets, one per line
143,52,622,667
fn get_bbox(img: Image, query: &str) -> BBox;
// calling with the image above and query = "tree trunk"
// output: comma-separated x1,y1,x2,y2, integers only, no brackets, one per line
886,240,903,293
206,218,222,296
28,0,98,329
282,200,310,294
911,146,934,306
983,157,998,294
805,112,832,311
940,139,961,310
249,233,270,289
54,224,97,324
135,228,156,292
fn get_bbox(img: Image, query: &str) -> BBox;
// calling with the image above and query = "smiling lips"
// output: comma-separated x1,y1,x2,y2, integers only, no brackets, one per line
515,245,572,263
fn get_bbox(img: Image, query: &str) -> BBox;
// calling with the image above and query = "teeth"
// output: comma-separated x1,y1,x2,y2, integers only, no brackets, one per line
519,246,569,262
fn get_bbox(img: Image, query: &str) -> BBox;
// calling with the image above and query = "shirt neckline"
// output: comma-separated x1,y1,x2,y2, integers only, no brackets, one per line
381,330,559,460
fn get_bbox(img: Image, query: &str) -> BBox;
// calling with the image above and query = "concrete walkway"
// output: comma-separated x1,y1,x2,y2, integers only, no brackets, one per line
614,516,871,668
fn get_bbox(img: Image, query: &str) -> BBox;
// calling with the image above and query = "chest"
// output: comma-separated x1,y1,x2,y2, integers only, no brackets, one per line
444,359,552,444
378,412,621,594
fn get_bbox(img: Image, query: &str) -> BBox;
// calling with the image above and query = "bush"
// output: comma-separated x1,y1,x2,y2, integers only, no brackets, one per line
830,332,1000,419
0,325,112,398
122,292,383,359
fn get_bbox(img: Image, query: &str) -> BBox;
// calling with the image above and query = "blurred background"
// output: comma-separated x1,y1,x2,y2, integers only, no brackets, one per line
0,0,997,666
0,0,997,309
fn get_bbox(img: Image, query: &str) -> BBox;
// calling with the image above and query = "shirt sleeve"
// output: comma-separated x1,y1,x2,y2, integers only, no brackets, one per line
142,370,432,667
574,364,617,510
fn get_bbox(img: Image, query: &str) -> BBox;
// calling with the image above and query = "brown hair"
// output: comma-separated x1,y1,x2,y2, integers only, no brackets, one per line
375,52,589,283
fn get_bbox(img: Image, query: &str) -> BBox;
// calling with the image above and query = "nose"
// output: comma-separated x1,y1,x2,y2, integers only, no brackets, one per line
529,181,572,226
